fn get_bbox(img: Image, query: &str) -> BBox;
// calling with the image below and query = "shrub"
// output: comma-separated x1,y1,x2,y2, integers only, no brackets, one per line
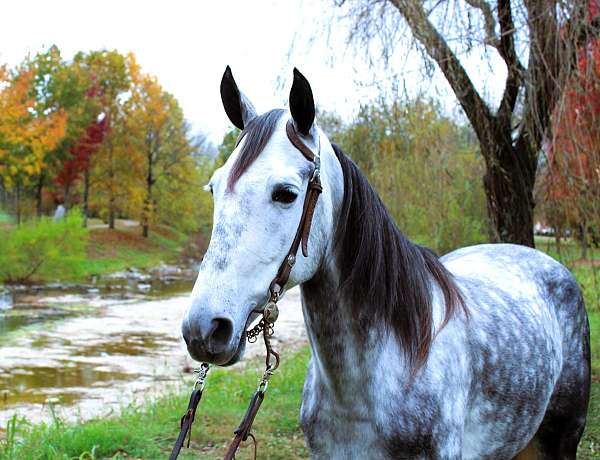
0,209,88,283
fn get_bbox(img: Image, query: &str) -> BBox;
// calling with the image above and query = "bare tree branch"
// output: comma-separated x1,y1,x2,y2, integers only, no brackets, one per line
389,0,495,153
465,0,499,47
496,0,524,129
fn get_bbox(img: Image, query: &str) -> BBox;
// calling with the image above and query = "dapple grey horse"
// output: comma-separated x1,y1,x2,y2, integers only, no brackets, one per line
181,67,590,459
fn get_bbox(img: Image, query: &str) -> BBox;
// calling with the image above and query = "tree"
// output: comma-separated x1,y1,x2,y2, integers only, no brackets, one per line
25,46,101,216
215,126,240,167
54,114,108,214
324,98,487,253
0,66,67,223
542,23,600,257
334,0,594,246
78,50,133,229
126,74,201,237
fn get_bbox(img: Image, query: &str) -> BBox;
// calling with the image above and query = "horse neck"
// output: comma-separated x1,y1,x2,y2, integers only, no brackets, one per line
297,141,457,401
297,143,398,401
299,266,384,401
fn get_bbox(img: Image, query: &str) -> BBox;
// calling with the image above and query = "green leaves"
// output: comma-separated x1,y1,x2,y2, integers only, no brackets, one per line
322,98,488,254
0,209,88,283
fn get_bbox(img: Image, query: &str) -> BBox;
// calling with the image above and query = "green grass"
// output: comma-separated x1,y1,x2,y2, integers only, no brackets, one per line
0,348,311,460
535,236,600,312
581,310,600,459
44,225,188,283
0,211,14,225
0,240,599,459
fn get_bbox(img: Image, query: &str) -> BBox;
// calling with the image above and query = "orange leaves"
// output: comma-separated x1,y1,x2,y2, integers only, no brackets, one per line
0,68,67,188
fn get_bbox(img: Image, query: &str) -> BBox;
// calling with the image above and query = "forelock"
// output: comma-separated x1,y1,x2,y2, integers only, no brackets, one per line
227,109,286,190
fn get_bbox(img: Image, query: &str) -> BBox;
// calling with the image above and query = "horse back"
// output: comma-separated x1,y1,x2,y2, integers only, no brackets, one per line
440,243,589,459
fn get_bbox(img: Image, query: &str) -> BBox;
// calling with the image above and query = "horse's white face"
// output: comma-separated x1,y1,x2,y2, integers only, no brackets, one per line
182,68,340,365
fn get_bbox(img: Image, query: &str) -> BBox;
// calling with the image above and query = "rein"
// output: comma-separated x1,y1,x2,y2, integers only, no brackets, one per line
169,119,322,460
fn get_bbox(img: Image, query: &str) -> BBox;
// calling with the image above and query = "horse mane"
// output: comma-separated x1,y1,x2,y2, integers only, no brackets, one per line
227,109,286,190
331,143,466,371
225,111,465,370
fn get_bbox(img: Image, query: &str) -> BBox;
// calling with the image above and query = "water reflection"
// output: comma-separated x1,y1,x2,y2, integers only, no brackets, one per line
0,270,306,432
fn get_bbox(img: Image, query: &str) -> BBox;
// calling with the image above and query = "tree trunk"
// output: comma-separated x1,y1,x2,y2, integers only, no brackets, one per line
108,198,115,229
481,140,537,247
83,169,90,228
35,173,44,217
142,158,153,238
108,142,115,230
64,184,71,210
15,184,21,226
580,222,588,260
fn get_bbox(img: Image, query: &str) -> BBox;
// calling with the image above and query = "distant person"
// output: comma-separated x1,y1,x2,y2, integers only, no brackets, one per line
53,203,66,221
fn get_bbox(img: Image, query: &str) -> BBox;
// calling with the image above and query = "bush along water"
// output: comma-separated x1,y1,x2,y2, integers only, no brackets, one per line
0,209,88,284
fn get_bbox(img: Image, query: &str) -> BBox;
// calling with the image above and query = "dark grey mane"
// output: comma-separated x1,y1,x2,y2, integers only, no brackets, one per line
227,109,285,190
227,112,465,370
331,143,466,371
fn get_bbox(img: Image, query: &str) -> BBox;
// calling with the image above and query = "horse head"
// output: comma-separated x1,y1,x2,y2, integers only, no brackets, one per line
181,67,342,365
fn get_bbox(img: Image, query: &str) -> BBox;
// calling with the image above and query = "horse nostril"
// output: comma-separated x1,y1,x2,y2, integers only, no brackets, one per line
184,315,235,358
210,317,233,351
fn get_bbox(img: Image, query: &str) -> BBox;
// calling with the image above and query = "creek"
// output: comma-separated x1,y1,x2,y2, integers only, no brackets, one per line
0,268,305,430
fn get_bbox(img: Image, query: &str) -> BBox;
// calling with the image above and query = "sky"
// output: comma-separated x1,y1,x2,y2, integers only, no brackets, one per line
0,0,506,145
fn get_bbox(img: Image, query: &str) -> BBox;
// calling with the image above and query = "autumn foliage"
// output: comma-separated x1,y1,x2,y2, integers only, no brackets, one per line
0,68,66,189
54,115,108,195
542,3,600,250
0,47,211,235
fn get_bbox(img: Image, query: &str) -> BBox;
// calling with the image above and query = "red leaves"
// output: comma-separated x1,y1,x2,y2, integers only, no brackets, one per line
54,115,108,189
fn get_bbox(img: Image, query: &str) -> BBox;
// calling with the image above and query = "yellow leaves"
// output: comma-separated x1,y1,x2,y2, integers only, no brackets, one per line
0,68,67,189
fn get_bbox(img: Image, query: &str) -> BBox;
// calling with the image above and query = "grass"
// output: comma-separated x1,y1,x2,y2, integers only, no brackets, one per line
0,211,14,225
76,225,189,281
0,212,192,284
582,310,600,459
0,240,598,459
0,348,311,460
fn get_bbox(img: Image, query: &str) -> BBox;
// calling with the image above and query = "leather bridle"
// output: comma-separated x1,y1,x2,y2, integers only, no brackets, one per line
169,119,322,460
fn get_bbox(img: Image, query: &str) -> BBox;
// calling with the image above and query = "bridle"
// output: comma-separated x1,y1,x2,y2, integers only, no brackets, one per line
169,119,322,460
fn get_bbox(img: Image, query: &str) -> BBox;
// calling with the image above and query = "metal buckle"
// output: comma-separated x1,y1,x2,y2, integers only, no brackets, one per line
311,155,321,182
193,362,210,391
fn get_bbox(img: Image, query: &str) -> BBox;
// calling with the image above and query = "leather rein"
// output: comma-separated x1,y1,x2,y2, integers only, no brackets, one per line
169,119,322,460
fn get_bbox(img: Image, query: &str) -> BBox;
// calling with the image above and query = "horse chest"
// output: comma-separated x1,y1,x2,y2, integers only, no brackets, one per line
300,378,386,459
300,360,452,460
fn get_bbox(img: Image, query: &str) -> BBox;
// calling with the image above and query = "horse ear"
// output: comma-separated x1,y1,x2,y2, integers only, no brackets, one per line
220,66,257,130
289,68,315,136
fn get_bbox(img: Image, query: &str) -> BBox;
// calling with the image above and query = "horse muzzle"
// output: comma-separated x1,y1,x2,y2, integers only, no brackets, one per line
181,314,246,366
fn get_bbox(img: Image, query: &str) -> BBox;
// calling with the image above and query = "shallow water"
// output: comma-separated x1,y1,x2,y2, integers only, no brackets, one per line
0,272,305,430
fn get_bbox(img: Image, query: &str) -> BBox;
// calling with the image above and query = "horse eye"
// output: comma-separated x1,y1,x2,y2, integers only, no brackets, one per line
272,187,298,204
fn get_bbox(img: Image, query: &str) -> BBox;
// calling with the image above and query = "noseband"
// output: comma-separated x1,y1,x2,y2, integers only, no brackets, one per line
170,119,322,460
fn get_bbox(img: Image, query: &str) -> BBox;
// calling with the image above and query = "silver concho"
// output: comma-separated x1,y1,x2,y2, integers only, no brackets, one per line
263,301,279,324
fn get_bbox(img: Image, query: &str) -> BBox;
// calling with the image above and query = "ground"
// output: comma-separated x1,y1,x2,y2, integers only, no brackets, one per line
0,239,598,459
80,220,193,280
